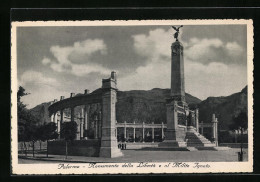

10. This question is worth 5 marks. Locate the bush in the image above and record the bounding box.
[218,131,233,143]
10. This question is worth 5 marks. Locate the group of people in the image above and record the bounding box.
[118,143,127,150]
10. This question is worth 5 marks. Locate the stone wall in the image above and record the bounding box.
[48,140,101,157]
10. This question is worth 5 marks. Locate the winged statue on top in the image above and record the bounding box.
[172,25,183,41]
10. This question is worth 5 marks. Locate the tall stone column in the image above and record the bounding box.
[53,112,58,138]
[51,114,54,123]
[94,115,98,139]
[195,108,199,132]
[133,126,136,143]
[59,110,64,139]
[215,118,218,147]
[142,122,145,143]
[60,110,64,124]
[57,112,62,139]
[98,111,102,138]
[152,122,155,143]
[71,107,75,122]
[212,114,216,141]
[161,122,164,140]
[99,71,123,158]
[211,114,218,146]
[80,110,84,139]
[76,113,81,140]
[123,121,127,142]
[170,41,185,104]
[84,105,90,139]
[159,35,187,148]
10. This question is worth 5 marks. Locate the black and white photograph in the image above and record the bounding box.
[11,20,253,174]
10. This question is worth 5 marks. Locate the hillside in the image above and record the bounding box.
[198,86,248,130]
[30,86,247,131]
[29,102,53,125]
[30,88,201,124]
[116,88,201,124]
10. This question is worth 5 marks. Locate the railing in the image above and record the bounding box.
[116,121,166,143]
[116,122,166,129]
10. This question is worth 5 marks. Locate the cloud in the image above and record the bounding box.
[118,59,246,100]
[71,64,110,76]
[118,61,171,91]
[185,38,245,65]
[132,28,245,66]
[20,84,69,109]
[20,70,57,87]
[226,42,244,57]
[120,28,247,100]
[43,39,110,76]
[185,38,223,61]
[132,28,172,60]
[19,71,69,108]
[42,57,51,65]
[184,60,247,99]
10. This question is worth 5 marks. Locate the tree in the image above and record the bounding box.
[28,123,38,157]
[18,112,39,157]
[60,122,78,159]
[229,111,248,131]
[37,122,58,157]
[17,86,39,157]
[229,111,248,161]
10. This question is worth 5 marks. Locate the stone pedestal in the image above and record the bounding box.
[99,72,123,158]
[159,100,187,148]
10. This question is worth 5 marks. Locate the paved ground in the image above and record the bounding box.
[18,148,248,164]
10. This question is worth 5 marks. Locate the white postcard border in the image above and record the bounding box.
[11,19,254,174]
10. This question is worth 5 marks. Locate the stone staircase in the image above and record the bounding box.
[185,131,216,147]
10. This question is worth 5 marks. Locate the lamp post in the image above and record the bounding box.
[238,127,244,161]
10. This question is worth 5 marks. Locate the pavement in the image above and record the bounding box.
[18,148,248,164]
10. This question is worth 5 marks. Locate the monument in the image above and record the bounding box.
[48,71,123,158]
[99,71,124,157]
[159,25,188,148]
[159,26,218,149]
[47,26,219,156]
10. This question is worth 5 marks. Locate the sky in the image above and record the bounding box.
[16,25,247,108]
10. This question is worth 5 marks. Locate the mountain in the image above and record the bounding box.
[116,88,201,124]
[198,86,248,130]
[29,88,201,125]
[29,102,53,125]
[29,86,247,131]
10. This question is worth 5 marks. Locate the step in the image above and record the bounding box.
[185,131,215,147]
[187,140,211,143]
[186,137,210,141]
[186,147,198,151]
[185,137,208,140]
[188,143,216,147]
[196,146,227,150]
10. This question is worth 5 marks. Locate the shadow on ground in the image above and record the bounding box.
[133,147,190,151]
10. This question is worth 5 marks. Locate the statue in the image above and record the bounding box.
[172,25,183,41]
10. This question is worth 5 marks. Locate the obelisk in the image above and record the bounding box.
[159,25,187,148]
[171,41,186,104]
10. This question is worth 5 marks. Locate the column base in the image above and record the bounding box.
[158,140,187,148]
[99,147,124,158]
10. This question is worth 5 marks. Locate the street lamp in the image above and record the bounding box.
[238,127,244,161]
